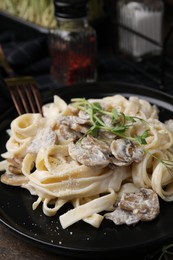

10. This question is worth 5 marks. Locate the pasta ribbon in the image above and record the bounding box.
[1,94,173,228]
[60,189,116,229]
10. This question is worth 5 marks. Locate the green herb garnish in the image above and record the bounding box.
[71,97,149,145]
[71,97,173,172]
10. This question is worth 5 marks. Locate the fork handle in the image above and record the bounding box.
[0,45,15,77]
[0,76,12,101]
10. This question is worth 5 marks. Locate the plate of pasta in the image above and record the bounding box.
[1,81,173,258]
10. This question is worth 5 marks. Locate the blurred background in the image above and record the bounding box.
[0,0,173,107]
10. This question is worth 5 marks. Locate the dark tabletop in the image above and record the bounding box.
[0,223,70,260]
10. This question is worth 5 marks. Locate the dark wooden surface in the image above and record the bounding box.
[0,223,72,260]
[0,221,150,260]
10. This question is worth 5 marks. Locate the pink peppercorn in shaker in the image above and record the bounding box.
[49,0,97,86]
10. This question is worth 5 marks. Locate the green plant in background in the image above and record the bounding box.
[145,244,173,260]
[0,0,106,28]
[0,0,57,28]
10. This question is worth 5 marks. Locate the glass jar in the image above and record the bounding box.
[117,0,164,60]
[49,0,97,86]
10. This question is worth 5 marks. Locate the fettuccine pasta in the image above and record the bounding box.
[0,94,173,228]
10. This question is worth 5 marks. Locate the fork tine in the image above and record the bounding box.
[24,84,36,113]
[5,76,43,115]
[9,87,23,115]
[29,83,43,115]
[17,85,30,114]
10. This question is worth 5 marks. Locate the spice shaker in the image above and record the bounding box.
[49,0,97,86]
[117,0,164,60]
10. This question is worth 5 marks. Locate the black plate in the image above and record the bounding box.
[1,82,173,259]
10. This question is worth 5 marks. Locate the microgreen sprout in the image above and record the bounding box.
[71,97,149,145]
[71,97,173,173]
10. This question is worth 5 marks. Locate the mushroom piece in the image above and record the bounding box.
[59,124,82,142]
[110,139,144,166]
[56,115,89,141]
[57,115,89,133]
[57,115,89,142]
[68,135,110,167]
[78,110,90,120]
[7,157,23,174]
[105,188,160,225]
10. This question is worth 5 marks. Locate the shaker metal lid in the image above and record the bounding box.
[54,0,88,19]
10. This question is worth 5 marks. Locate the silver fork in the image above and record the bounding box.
[5,76,43,115]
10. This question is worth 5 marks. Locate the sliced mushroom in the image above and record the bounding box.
[105,205,140,225]
[68,135,110,167]
[57,115,89,127]
[59,124,82,142]
[78,110,90,120]
[7,157,23,174]
[119,188,160,221]
[105,188,160,225]
[57,115,89,142]
[110,139,144,166]
[86,135,111,154]
[57,115,89,134]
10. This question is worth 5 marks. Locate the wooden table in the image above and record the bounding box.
[2,221,165,260]
[0,223,74,260]
[1,221,151,260]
